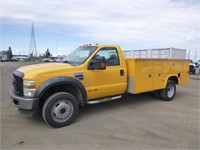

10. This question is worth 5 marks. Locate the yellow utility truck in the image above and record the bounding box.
[11,44,189,127]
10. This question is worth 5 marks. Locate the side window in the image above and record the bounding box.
[94,48,120,66]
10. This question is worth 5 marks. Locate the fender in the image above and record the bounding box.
[13,69,24,78]
[165,74,179,85]
[34,76,87,105]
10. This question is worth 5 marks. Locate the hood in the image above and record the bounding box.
[18,63,74,79]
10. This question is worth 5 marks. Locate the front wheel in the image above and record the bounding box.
[42,92,79,128]
[160,80,176,101]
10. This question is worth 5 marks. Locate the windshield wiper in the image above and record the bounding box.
[62,60,71,63]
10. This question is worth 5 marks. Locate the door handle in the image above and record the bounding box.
[120,70,124,76]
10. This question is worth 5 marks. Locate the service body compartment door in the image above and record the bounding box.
[134,60,153,94]
[153,61,165,90]
[179,60,189,85]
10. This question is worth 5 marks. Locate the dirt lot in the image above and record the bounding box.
[0,62,199,150]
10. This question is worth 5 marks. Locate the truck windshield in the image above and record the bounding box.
[62,46,97,65]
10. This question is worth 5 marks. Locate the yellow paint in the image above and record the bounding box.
[126,58,189,94]
[17,44,189,101]
[18,63,86,89]
[84,45,127,100]
[153,61,164,90]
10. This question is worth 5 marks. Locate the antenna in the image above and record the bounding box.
[29,23,37,57]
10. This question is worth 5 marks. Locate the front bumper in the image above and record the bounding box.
[10,90,39,110]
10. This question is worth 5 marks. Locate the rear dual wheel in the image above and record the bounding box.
[42,92,79,128]
[154,80,176,101]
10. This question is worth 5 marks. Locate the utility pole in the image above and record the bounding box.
[194,50,197,62]
[187,50,190,60]
[56,40,58,54]
[29,23,37,57]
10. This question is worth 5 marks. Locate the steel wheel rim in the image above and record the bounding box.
[51,99,73,123]
[166,84,175,98]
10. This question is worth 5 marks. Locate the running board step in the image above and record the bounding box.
[87,95,122,104]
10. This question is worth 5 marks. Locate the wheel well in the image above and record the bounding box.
[168,76,178,84]
[39,84,84,107]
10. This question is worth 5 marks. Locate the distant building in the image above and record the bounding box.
[12,55,29,61]
[0,52,8,61]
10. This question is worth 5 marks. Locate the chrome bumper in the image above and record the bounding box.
[10,90,39,110]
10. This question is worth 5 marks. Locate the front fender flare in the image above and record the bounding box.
[34,76,87,105]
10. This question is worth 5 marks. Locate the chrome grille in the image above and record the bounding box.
[12,70,24,96]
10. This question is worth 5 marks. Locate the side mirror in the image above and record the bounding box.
[88,56,106,70]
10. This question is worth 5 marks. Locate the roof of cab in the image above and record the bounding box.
[80,44,119,48]
[96,44,120,48]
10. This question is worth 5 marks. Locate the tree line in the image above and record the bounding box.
[1,47,52,60]
[0,47,13,60]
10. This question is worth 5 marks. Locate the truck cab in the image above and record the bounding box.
[80,45,127,100]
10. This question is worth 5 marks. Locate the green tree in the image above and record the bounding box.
[45,48,51,58]
[7,47,13,60]
[30,53,33,58]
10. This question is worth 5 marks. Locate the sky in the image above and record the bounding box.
[1,0,200,61]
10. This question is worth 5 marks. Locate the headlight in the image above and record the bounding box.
[23,80,36,97]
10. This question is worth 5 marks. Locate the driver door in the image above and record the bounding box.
[85,47,127,100]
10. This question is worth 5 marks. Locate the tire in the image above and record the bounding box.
[160,80,176,101]
[42,92,79,128]
[153,90,161,99]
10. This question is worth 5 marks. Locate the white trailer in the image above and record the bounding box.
[123,47,186,59]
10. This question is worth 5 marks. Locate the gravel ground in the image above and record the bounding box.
[0,62,199,150]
